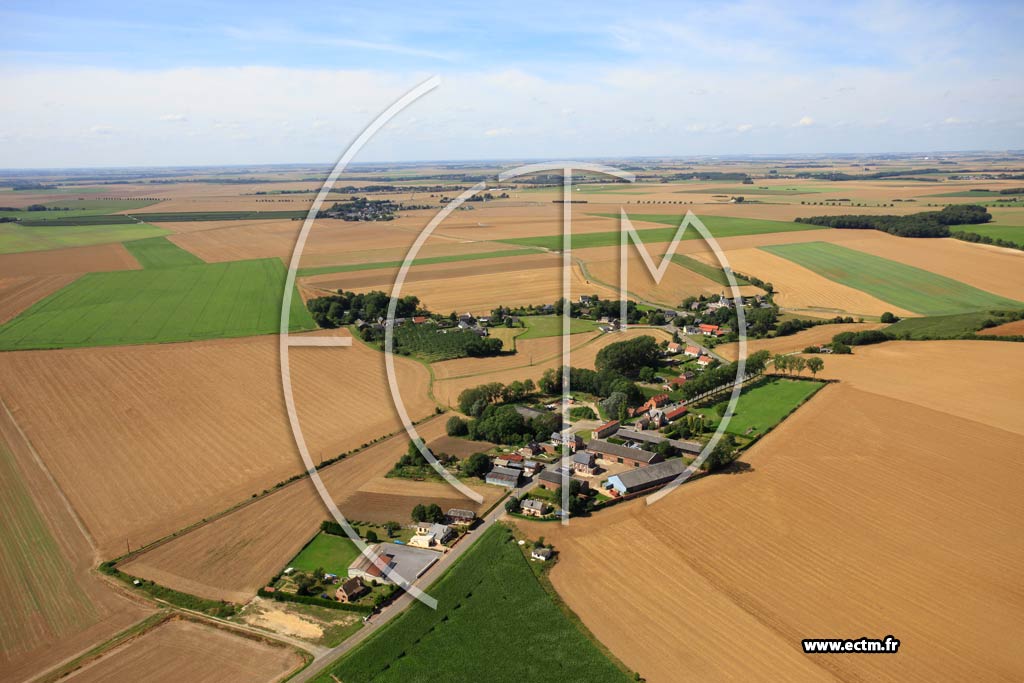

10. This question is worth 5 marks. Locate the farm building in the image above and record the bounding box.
[606,459,688,495]
[572,451,597,475]
[594,420,620,439]
[523,459,543,476]
[615,429,702,456]
[485,465,522,488]
[536,467,589,491]
[550,431,584,452]
[664,404,688,422]
[446,508,476,525]
[335,577,368,603]
[520,498,550,517]
[531,547,554,561]
[348,543,441,585]
[587,439,664,467]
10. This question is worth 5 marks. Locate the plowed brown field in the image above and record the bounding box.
[64,618,301,683]
[0,332,433,558]
[515,341,1024,682]
[120,416,501,603]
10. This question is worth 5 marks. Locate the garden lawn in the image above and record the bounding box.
[288,533,363,578]
[498,214,816,250]
[518,315,600,340]
[124,236,205,268]
[0,257,316,350]
[693,377,824,438]
[319,524,628,683]
[761,241,1024,315]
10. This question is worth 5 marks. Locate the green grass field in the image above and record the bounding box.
[0,199,157,220]
[319,524,628,683]
[498,214,817,251]
[884,310,1024,339]
[761,241,1024,315]
[693,377,824,438]
[517,315,600,339]
[123,236,205,269]
[670,253,751,286]
[0,443,98,657]
[956,225,1024,247]
[0,257,316,350]
[288,533,363,578]
[0,221,170,254]
[929,189,1024,198]
[296,248,540,277]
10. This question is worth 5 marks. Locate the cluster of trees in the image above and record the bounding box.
[392,324,503,359]
[795,204,991,238]
[679,350,771,400]
[833,329,892,346]
[775,315,856,337]
[460,404,560,445]
[594,335,662,378]
[390,440,457,478]
[411,503,446,523]
[456,380,536,417]
[795,168,940,181]
[307,290,421,329]
[539,366,644,410]
[772,354,825,377]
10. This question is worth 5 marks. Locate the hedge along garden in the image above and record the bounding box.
[0,257,316,350]
[319,524,629,683]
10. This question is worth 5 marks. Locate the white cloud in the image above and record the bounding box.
[736,123,753,133]
[159,113,187,122]
[797,116,815,127]
[944,116,962,124]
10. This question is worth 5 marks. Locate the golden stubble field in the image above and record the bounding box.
[63,617,302,683]
[120,415,501,603]
[0,331,433,559]
[713,321,887,361]
[516,341,1024,682]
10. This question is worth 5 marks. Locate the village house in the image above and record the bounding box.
[630,393,669,417]
[348,544,441,585]
[587,439,664,467]
[571,450,597,475]
[335,576,368,603]
[666,342,682,355]
[523,459,543,476]
[664,404,688,423]
[520,498,549,517]
[684,345,701,357]
[548,432,584,453]
[410,522,455,549]
[446,508,476,526]
[485,465,522,488]
[593,419,620,439]
[697,355,714,368]
[517,442,543,457]
[698,323,723,337]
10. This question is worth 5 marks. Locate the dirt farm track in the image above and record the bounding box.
[517,341,1024,683]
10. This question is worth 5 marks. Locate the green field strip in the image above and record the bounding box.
[496,214,816,251]
[0,258,316,350]
[296,248,542,277]
[955,225,1024,247]
[761,241,1024,316]
[0,222,171,254]
[123,236,205,269]
[669,253,751,286]
[129,210,308,222]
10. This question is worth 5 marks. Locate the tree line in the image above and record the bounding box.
[795,204,991,238]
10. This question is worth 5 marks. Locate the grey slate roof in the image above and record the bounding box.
[587,438,662,464]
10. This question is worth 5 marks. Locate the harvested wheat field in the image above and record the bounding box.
[64,618,302,683]
[518,352,1024,682]
[977,319,1024,336]
[690,247,914,318]
[714,322,886,361]
[839,232,1024,301]
[432,332,599,381]
[0,242,139,277]
[120,415,500,602]
[578,247,729,305]
[0,274,78,324]
[305,252,612,314]
[0,332,432,558]
[432,328,672,408]
[0,404,152,683]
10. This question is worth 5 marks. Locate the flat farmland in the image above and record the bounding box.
[690,247,913,317]
[120,416,501,603]
[714,322,886,361]
[977,318,1024,336]
[0,274,78,324]
[961,225,1024,247]
[0,220,169,254]
[0,242,140,277]
[521,357,1024,682]
[432,332,598,382]
[0,406,152,682]
[0,257,316,350]
[837,232,1024,301]
[762,242,1023,315]
[0,332,434,559]
[122,236,204,268]
[64,618,302,683]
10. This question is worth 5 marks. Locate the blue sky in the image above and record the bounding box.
[1,0,1022,167]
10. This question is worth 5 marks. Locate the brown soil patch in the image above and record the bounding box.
[120,416,501,603]
[64,618,301,683]
[518,348,1024,682]
[0,242,139,277]
[977,319,1024,336]
[714,322,886,361]
[0,332,433,558]
[0,274,78,324]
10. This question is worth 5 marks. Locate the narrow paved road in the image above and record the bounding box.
[291,497,510,682]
